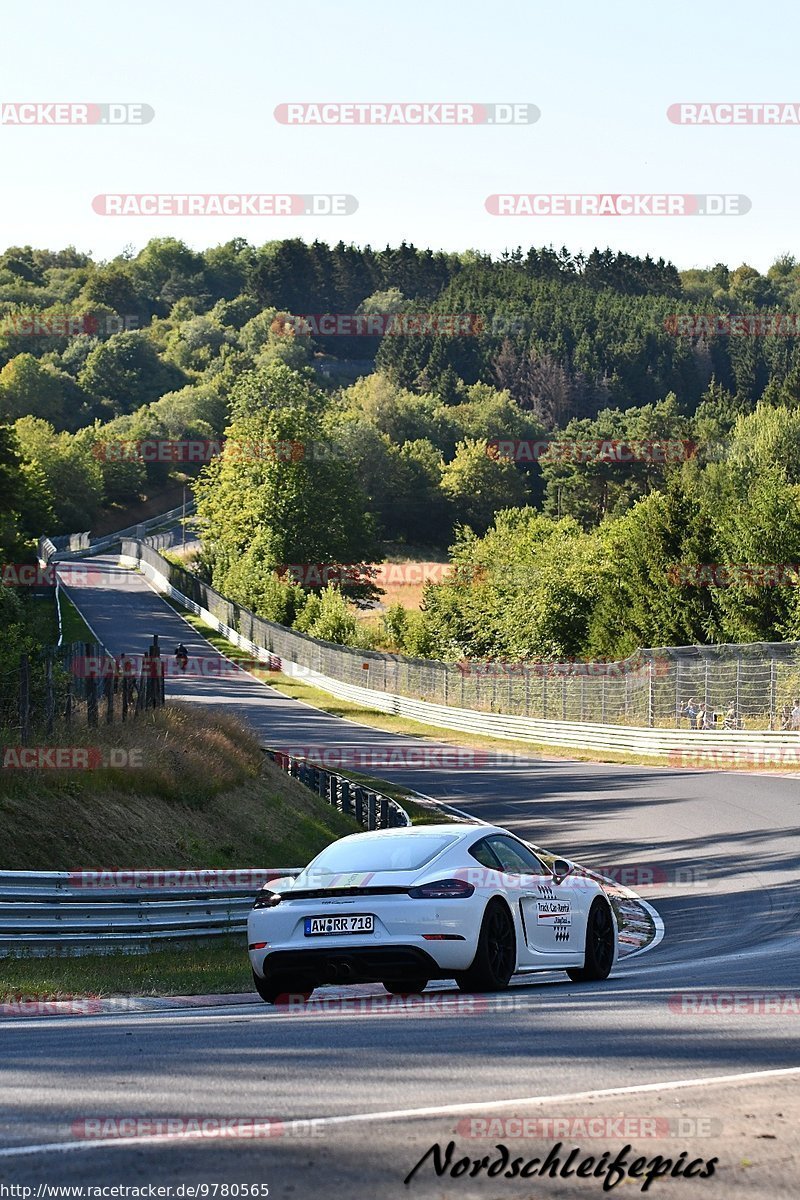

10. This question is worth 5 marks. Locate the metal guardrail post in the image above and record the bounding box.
[769,658,777,730]
[340,779,352,817]
[353,786,364,827]
[379,796,389,828]
[367,793,377,831]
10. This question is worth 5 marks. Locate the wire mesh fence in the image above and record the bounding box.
[128,542,800,731]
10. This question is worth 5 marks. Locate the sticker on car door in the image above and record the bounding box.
[537,899,571,940]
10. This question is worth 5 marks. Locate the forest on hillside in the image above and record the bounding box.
[3,236,800,665]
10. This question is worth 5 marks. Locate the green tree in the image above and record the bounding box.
[195,363,376,603]
[14,416,103,532]
[440,439,527,534]
[0,354,65,424]
[294,585,364,645]
[0,424,48,558]
[78,332,183,417]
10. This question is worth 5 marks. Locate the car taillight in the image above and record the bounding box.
[408,878,475,899]
[252,889,282,909]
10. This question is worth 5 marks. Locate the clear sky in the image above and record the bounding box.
[2,0,797,271]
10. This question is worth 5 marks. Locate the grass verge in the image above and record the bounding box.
[0,705,359,869]
[60,591,97,645]
[0,705,362,999]
[0,937,250,1001]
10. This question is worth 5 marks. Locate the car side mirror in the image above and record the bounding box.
[551,858,571,882]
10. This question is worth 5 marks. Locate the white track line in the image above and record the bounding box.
[1,1065,798,1159]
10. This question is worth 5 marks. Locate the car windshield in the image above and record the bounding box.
[306,834,460,874]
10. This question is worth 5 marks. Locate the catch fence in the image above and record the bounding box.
[124,542,800,731]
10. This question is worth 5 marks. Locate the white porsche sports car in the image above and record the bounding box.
[248,823,617,1003]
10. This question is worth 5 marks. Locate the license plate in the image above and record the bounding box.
[304,914,374,937]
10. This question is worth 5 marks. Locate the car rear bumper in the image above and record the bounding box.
[252,944,454,986]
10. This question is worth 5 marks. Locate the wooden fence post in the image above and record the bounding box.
[45,652,55,736]
[86,643,98,728]
[105,658,114,724]
[19,654,30,745]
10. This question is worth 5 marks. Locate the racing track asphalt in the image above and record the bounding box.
[1,555,798,1198]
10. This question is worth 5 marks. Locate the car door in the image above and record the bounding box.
[484,836,577,959]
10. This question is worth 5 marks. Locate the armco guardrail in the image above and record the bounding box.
[0,869,301,957]
[122,541,800,760]
[268,749,410,830]
[39,504,195,564]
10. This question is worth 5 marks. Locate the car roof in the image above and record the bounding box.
[336,823,502,840]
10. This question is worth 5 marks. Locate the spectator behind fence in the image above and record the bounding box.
[723,702,741,730]
[681,697,699,727]
[792,699,800,730]
[781,704,792,730]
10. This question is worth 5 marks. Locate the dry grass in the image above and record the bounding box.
[0,705,359,869]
